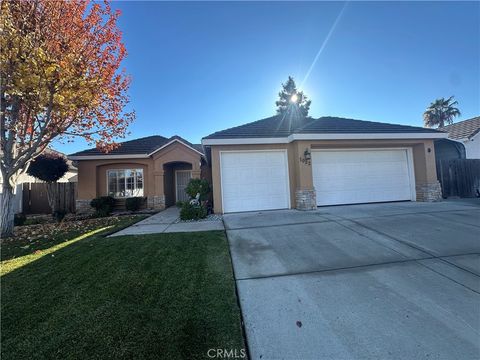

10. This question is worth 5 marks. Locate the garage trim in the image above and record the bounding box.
[311,147,416,204]
[219,149,291,213]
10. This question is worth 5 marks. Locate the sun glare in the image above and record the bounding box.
[290,94,298,103]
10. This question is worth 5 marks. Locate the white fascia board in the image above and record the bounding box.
[202,132,448,145]
[289,133,448,140]
[148,139,205,157]
[68,154,149,160]
[202,137,289,145]
[445,137,468,145]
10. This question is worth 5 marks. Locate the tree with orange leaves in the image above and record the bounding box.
[0,0,134,237]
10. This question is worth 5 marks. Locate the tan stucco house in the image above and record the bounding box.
[70,115,447,214]
[69,136,210,212]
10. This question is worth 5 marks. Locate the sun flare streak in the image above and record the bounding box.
[300,1,349,89]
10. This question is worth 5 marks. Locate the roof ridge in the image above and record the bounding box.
[295,116,444,133]
[203,115,279,139]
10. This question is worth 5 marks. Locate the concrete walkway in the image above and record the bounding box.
[110,207,224,236]
[225,200,480,360]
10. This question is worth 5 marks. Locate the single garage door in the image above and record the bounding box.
[312,149,414,206]
[220,151,290,213]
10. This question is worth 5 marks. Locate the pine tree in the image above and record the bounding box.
[276,76,311,117]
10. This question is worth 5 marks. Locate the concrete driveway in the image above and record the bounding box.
[224,200,480,360]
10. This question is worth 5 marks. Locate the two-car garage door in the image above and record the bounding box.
[312,149,414,206]
[219,149,415,213]
[220,151,290,213]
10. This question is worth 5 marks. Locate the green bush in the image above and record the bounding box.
[14,213,26,226]
[125,197,144,212]
[90,196,115,217]
[180,203,207,221]
[185,179,211,201]
[175,201,184,208]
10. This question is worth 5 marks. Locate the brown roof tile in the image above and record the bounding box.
[69,135,203,157]
[203,115,442,139]
[439,117,480,140]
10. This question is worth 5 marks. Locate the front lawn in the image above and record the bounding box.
[1,215,147,264]
[1,229,245,359]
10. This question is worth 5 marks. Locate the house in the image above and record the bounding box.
[201,115,447,214]
[69,135,210,213]
[70,115,447,214]
[439,116,480,159]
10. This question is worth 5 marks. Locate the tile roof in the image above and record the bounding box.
[439,117,480,140]
[69,135,204,157]
[203,115,442,139]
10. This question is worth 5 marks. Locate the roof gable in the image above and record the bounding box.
[69,135,204,159]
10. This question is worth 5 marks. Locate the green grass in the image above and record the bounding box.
[1,229,245,360]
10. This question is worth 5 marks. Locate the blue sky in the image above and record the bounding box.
[60,1,479,154]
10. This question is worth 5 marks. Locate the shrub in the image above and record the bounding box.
[175,201,184,208]
[90,196,115,217]
[125,197,144,212]
[180,203,207,221]
[14,213,26,226]
[27,153,69,216]
[27,153,69,183]
[185,179,211,201]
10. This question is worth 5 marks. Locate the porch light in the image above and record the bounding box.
[300,148,311,165]
[304,148,311,162]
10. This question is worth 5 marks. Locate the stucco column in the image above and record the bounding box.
[192,158,201,179]
[192,170,201,179]
[75,162,96,214]
[148,169,166,209]
[294,141,316,210]
[413,141,442,201]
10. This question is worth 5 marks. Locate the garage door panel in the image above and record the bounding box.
[313,149,413,206]
[221,151,289,213]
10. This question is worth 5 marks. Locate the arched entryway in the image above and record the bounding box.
[163,161,193,207]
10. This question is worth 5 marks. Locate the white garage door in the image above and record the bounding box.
[220,151,290,213]
[312,149,414,206]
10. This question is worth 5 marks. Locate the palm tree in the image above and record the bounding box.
[423,96,461,128]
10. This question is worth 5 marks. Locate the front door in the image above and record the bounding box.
[176,170,192,202]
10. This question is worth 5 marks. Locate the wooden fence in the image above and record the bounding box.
[437,159,480,198]
[22,182,77,214]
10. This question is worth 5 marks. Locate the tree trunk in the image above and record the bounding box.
[46,182,58,215]
[1,182,15,238]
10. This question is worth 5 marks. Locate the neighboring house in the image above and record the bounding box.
[0,148,77,214]
[69,135,209,212]
[439,116,480,159]
[201,115,446,214]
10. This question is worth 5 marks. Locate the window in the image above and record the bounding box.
[107,169,144,198]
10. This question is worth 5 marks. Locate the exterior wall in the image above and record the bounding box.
[463,133,480,159]
[75,141,203,213]
[209,138,442,214]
